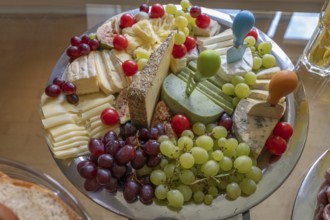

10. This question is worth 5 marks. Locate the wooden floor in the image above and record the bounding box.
[1,10,330,220]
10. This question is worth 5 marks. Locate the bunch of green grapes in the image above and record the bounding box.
[148,122,263,208]
[134,48,150,70]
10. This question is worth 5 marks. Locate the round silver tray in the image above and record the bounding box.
[46,8,309,220]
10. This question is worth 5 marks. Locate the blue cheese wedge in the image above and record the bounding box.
[233,98,285,157]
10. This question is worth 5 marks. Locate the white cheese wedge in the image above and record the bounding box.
[170,57,187,74]
[197,29,233,46]
[200,39,233,51]
[127,32,174,127]
[233,98,282,157]
[218,48,253,81]
[250,79,271,90]
[214,46,231,56]
[102,50,125,91]
[256,67,281,79]
[110,50,132,84]
[93,51,114,94]
[249,90,286,103]
[194,19,220,37]
[65,55,99,95]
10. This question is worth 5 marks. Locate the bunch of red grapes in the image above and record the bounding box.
[44,77,79,105]
[77,122,167,204]
[66,34,100,62]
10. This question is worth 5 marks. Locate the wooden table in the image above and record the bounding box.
[0,5,328,220]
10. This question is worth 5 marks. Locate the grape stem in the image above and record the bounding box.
[189,170,236,185]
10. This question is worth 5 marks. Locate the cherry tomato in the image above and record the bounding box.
[101,108,119,125]
[196,14,210,29]
[273,122,293,140]
[265,135,287,156]
[113,35,128,51]
[120,14,136,28]
[184,36,196,52]
[171,114,190,135]
[246,28,258,41]
[122,60,138,76]
[172,44,187,59]
[150,3,165,18]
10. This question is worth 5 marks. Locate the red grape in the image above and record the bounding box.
[66,46,80,59]
[148,128,160,140]
[123,180,140,203]
[196,14,210,29]
[79,163,97,179]
[45,84,61,97]
[120,14,136,28]
[138,128,149,141]
[105,140,121,156]
[84,178,101,192]
[70,36,81,46]
[100,108,119,125]
[80,34,90,44]
[246,28,258,41]
[77,160,94,172]
[88,138,105,157]
[190,6,202,18]
[125,136,138,146]
[102,130,118,145]
[122,60,138,76]
[265,135,287,155]
[219,117,233,131]
[131,149,147,169]
[110,163,127,179]
[171,114,190,135]
[150,3,165,18]
[113,35,128,51]
[88,38,100,50]
[143,140,160,156]
[154,123,166,135]
[184,36,196,52]
[146,154,162,167]
[115,145,136,165]
[52,77,65,87]
[273,122,293,140]
[66,93,79,105]
[78,43,91,56]
[172,44,187,59]
[96,168,112,185]
[139,184,154,204]
[62,82,76,95]
[104,177,118,193]
[97,154,114,168]
[120,122,137,139]
[139,3,149,13]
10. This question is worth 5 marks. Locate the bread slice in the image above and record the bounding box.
[0,172,81,220]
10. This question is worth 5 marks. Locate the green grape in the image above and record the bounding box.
[206,123,217,133]
[177,136,193,151]
[232,97,241,106]
[244,71,257,85]
[252,157,257,166]
[175,16,189,28]
[212,149,224,161]
[174,31,186,45]
[258,41,272,55]
[158,135,169,143]
[150,169,167,185]
[240,178,257,195]
[218,180,228,190]
[252,56,262,70]
[212,126,228,139]
[192,122,206,136]
[177,184,193,202]
[219,156,233,171]
[208,186,219,198]
[217,137,227,148]
[262,54,276,68]
[136,164,152,176]
[234,155,253,174]
[181,129,194,139]
[246,166,263,183]
[223,149,237,159]
[135,48,150,59]
[179,169,196,185]
[166,4,177,15]
[224,138,238,151]
[236,142,250,156]
[193,191,205,204]
[226,182,241,200]
[185,12,195,25]
[191,183,203,192]
[250,46,256,55]
[196,135,214,151]
[137,58,148,70]
[191,147,209,164]
[222,83,235,96]
[179,152,195,169]
[180,0,191,11]
[160,158,169,169]
[244,36,256,47]
[173,147,181,159]
[167,189,184,208]
[160,140,176,158]
[235,83,250,99]
[180,26,190,36]
[164,163,176,178]
[231,75,245,86]
[155,184,169,200]
[89,33,96,39]
[201,160,220,177]
[204,194,214,205]
[229,173,245,183]
[175,10,186,17]
[197,50,221,78]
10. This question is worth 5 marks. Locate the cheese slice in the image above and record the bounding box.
[48,123,85,138]
[110,50,132,85]
[256,67,281,79]
[200,39,233,51]
[194,19,220,37]
[53,145,88,159]
[197,29,233,46]
[102,50,125,91]
[93,51,114,94]
[52,130,89,143]
[76,92,114,112]
[127,32,174,127]
[42,114,77,129]
[79,103,112,122]
[250,79,271,90]
[52,136,89,148]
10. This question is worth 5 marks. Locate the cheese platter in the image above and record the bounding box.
[40,3,309,220]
